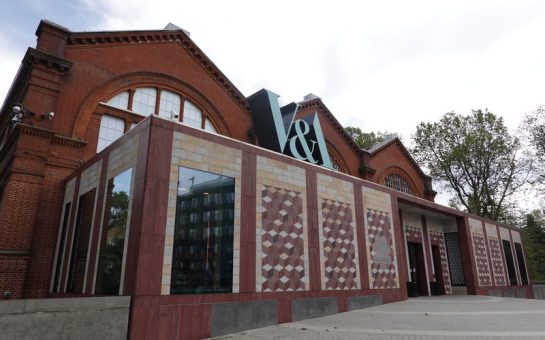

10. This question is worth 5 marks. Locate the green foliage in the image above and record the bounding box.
[523,105,545,183]
[411,109,529,221]
[345,126,392,149]
[521,210,545,283]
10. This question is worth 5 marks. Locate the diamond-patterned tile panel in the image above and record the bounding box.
[261,185,306,292]
[430,231,452,294]
[488,237,507,286]
[405,226,422,243]
[366,209,398,289]
[472,233,492,287]
[321,199,358,290]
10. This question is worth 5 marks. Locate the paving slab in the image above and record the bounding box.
[212,295,545,339]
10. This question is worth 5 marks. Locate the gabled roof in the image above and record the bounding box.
[365,137,430,179]
[297,97,363,154]
[61,22,249,113]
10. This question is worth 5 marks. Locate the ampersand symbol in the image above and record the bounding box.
[289,120,318,163]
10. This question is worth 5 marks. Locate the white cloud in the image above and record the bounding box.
[1,0,544,207]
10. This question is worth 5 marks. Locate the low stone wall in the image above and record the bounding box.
[533,285,545,299]
[0,296,130,340]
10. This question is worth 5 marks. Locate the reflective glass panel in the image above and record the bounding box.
[53,202,71,292]
[514,243,528,285]
[159,90,181,119]
[182,100,202,128]
[95,168,132,295]
[171,167,235,294]
[204,118,217,133]
[67,189,96,293]
[97,115,125,152]
[132,87,157,116]
[107,91,129,110]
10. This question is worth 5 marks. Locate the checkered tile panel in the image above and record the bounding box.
[261,185,306,292]
[488,237,507,286]
[321,199,358,290]
[472,233,492,287]
[430,231,452,294]
[405,226,422,243]
[366,209,398,289]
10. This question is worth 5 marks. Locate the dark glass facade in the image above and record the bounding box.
[514,243,528,285]
[67,189,96,293]
[171,166,235,294]
[503,240,518,285]
[95,168,132,295]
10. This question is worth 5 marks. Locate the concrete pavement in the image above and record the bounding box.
[213,295,545,339]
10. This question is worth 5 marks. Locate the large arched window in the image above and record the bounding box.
[99,86,220,152]
[328,152,344,173]
[384,173,414,195]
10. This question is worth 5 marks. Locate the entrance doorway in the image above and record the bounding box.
[407,242,428,296]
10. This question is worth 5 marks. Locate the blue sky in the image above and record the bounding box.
[1,0,545,206]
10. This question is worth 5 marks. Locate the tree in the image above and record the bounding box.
[345,126,394,149]
[521,210,545,283]
[411,109,529,222]
[523,105,545,182]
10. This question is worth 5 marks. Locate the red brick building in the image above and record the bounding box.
[0,20,532,339]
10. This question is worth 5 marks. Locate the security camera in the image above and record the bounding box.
[42,112,55,120]
[12,105,22,114]
[170,111,179,120]
[3,291,12,299]
[11,113,22,124]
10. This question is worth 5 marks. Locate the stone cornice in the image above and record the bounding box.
[16,123,87,148]
[51,134,88,148]
[67,30,249,112]
[24,48,73,73]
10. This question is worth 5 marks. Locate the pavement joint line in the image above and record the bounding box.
[404,296,505,303]
[353,310,545,315]
[280,324,545,337]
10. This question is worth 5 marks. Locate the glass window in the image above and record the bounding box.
[97,115,125,152]
[384,173,414,195]
[132,87,157,116]
[328,153,343,172]
[514,243,528,285]
[204,118,217,133]
[502,240,518,285]
[106,91,129,110]
[159,90,181,120]
[182,100,202,128]
[95,168,133,295]
[67,189,97,293]
[53,202,71,292]
[171,166,235,294]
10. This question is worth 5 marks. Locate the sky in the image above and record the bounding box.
[1,0,544,206]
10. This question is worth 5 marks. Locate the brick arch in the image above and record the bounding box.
[72,72,233,138]
[378,166,421,197]
[326,140,350,173]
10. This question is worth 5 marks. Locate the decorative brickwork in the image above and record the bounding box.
[260,185,306,292]
[430,231,452,294]
[366,209,398,289]
[472,232,492,287]
[320,199,358,290]
[255,156,308,292]
[405,226,422,243]
[468,218,492,287]
[488,237,507,286]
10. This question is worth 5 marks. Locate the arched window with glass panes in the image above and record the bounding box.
[384,173,414,195]
[97,87,219,152]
